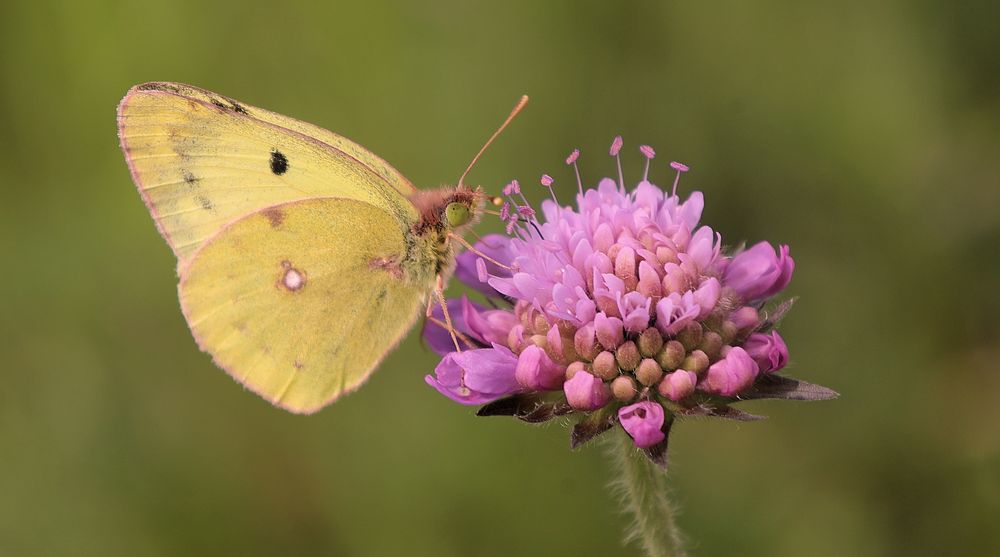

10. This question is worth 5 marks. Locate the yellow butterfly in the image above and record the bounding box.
[117,82,525,413]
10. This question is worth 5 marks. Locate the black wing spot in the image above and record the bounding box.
[182,169,199,186]
[196,196,213,211]
[209,98,228,111]
[270,149,289,175]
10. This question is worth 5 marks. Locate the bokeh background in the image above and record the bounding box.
[2,1,998,555]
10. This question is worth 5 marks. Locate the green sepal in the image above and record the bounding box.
[477,392,573,423]
[739,374,839,401]
[570,403,621,449]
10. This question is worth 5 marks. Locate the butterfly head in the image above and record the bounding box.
[441,186,485,231]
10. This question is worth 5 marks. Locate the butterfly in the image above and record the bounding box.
[117,82,525,413]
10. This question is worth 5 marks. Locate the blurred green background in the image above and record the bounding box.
[2,1,998,555]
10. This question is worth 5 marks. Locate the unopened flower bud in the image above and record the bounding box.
[662,264,687,294]
[677,322,703,351]
[545,324,577,364]
[533,313,550,334]
[574,324,601,361]
[743,331,789,373]
[615,246,638,291]
[611,375,638,402]
[724,242,794,301]
[681,349,710,374]
[636,358,664,386]
[564,371,610,410]
[657,369,697,401]
[637,327,664,358]
[729,306,760,331]
[565,360,587,381]
[615,341,640,371]
[720,320,739,344]
[655,340,686,371]
[515,345,564,390]
[594,312,625,349]
[592,350,619,380]
[699,346,760,396]
[637,261,662,298]
[507,324,525,353]
[699,331,724,361]
[656,245,679,265]
[693,277,721,319]
[545,325,565,363]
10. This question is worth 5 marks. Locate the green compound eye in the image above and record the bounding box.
[445,202,471,227]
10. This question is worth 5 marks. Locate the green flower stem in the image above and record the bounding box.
[607,429,686,557]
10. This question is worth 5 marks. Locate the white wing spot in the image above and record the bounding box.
[279,260,306,291]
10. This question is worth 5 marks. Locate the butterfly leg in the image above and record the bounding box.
[447,232,513,271]
[433,274,462,352]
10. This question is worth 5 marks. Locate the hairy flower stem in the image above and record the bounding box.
[607,430,686,557]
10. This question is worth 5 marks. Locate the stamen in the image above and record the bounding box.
[566,148,583,196]
[610,135,625,190]
[670,161,690,197]
[426,315,478,350]
[540,174,558,205]
[640,145,656,182]
[505,214,518,235]
[449,232,514,271]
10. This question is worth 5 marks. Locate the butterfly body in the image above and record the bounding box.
[118,82,486,413]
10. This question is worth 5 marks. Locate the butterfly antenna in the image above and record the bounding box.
[457,95,529,190]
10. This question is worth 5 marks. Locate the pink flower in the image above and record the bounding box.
[514,345,565,390]
[658,370,697,401]
[425,346,520,405]
[723,242,794,301]
[743,331,789,373]
[594,312,625,349]
[423,138,832,462]
[699,347,760,396]
[564,371,610,410]
[619,402,666,448]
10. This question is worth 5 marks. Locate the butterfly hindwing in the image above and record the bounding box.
[117,82,418,266]
[179,198,428,414]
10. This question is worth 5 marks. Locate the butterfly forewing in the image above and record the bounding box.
[117,82,418,266]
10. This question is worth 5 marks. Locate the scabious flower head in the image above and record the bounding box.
[425,139,836,463]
